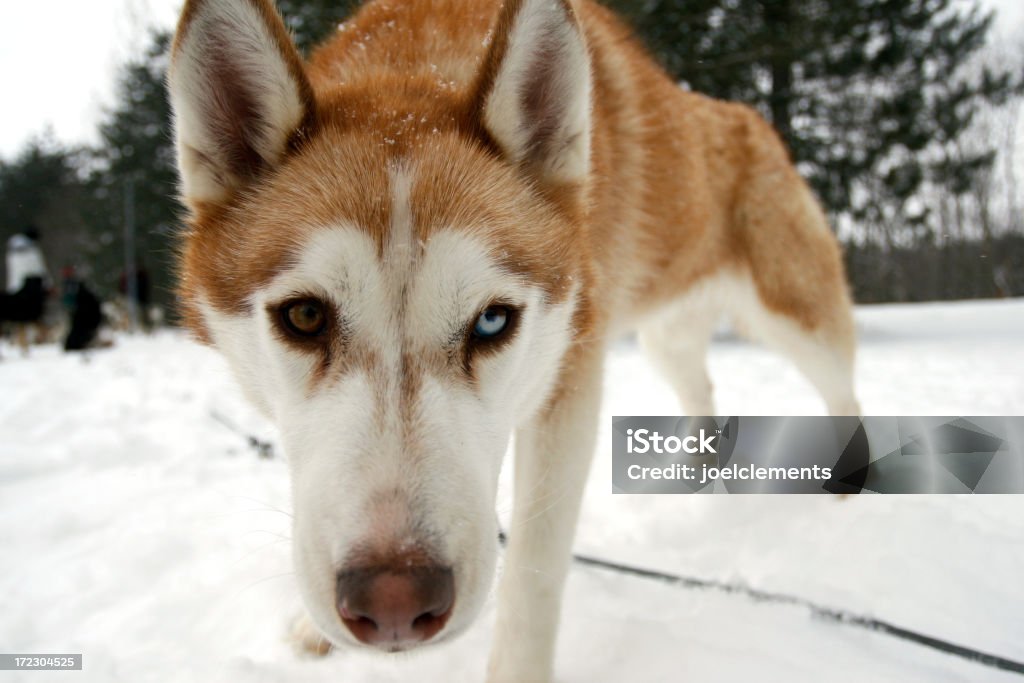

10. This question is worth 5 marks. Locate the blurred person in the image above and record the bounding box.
[0,225,51,353]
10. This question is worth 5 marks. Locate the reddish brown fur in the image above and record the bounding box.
[176,0,853,360]
[171,1,857,663]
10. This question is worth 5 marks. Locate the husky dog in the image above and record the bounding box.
[168,0,859,679]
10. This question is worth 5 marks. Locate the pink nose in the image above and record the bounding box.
[336,565,454,647]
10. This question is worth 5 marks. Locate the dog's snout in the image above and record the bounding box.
[336,564,454,647]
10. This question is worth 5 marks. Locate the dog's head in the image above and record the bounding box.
[168,0,593,651]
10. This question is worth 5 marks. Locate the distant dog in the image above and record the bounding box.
[168,0,859,680]
[0,276,47,353]
[62,278,103,351]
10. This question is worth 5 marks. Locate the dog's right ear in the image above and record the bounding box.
[473,0,591,187]
[167,0,315,210]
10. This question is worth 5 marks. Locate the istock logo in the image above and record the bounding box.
[626,428,718,455]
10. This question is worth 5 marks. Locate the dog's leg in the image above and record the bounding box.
[737,287,860,416]
[639,298,720,416]
[728,117,860,416]
[16,324,29,356]
[487,348,604,683]
[763,322,860,416]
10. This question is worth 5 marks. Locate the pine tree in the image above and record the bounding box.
[0,136,93,286]
[88,30,179,304]
[0,135,80,234]
[602,0,1020,236]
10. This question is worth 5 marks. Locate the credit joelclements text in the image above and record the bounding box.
[626,463,833,484]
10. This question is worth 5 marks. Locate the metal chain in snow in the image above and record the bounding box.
[497,532,1024,676]
[210,410,275,459]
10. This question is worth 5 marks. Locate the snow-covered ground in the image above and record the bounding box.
[1,298,1023,682]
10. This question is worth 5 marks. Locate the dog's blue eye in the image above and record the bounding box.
[474,307,509,338]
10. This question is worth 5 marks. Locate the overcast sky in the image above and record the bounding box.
[0,0,1022,159]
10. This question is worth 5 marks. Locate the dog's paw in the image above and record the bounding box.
[287,612,333,657]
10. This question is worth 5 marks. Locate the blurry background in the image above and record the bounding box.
[1,0,1022,318]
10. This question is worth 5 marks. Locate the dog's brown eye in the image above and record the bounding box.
[281,299,327,336]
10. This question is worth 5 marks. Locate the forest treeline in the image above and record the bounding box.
[0,0,1021,309]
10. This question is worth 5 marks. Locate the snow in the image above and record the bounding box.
[1,298,1023,682]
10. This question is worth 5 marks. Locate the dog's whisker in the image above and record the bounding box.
[227,541,293,571]
[231,571,296,599]
[229,496,295,519]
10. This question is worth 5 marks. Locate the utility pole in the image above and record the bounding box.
[124,177,139,332]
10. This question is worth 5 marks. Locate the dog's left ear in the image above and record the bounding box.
[475,0,592,185]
